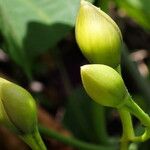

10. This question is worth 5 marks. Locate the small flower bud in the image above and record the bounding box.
[0,78,46,150]
[75,0,122,68]
[0,78,37,134]
[81,64,128,108]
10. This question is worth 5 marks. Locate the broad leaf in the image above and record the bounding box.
[0,0,80,76]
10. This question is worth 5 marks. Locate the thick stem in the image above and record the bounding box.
[118,108,135,150]
[118,108,135,139]
[21,128,46,150]
[126,96,150,127]
[120,140,129,150]
[124,95,150,141]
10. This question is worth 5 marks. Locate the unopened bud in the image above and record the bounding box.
[0,78,46,150]
[76,0,122,68]
[81,64,128,108]
[0,78,37,134]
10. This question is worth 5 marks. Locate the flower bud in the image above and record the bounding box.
[0,78,46,150]
[81,64,128,108]
[75,0,122,68]
[0,78,37,134]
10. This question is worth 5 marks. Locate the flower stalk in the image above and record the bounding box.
[76,1,150,150]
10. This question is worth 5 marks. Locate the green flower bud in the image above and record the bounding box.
[0,78,46,150]
[75,0,122,68]
[81,64,128,108]
[0,79,37,134]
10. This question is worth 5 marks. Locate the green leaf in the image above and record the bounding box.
[115,0,150,30]
[0,0,80,76]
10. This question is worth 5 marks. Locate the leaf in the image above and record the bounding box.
[115,0,150,30]
[0,0,80,76]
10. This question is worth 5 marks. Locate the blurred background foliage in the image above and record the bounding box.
[0,0,150,149]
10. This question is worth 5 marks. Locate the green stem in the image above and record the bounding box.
[124,95,150,141]
[126,96,150,127]
[120,140,129,150]
[117,64,133,150]
[39,125,118,150]
[118,108,135,150]
[21,128,46,150]
[120,45,150,144]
